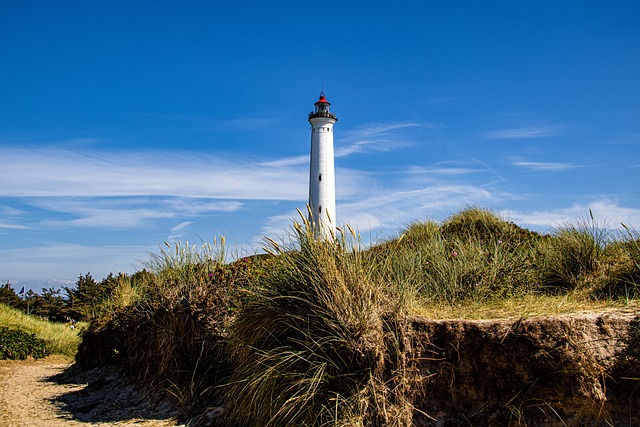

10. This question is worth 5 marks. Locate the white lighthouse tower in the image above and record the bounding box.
[308,92,337,238]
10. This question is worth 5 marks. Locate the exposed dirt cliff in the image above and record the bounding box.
[411,308,639,426]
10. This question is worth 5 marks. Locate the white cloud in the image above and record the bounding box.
[259,122,427,166]
[485,126,560,139]
[340,184,498,231]
[0,121,426,201]
[0,146,309,200]
[0,206,29,229]
[259,211,302,242]
[259,155,308,167]
[336,122,426,157]
[406,165,480,176]
[30,198,244,229]
[170,221,194,234]
[0,223,29,230]
[260,183,503,243]
[168,220,195,240]
[512,161,579,171]
[503,199,640,231]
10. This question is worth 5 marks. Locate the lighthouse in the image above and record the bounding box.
[308,92,337,238]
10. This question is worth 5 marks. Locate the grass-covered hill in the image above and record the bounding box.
[74,208,639,426]
[0,303,86,359]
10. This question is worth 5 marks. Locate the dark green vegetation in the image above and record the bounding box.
[0,326,48,360]
[1,272,144,322]
[73,208,639,426]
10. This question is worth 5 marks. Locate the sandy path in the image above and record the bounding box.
[0,356,184,427]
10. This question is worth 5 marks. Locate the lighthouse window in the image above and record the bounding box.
[318,206,322,214]
[318,174,322,181]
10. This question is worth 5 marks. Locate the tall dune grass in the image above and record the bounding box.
[76,238,256,414]
[224,217,420,426]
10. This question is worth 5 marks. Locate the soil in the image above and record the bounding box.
[412,307,640,426]
[0,355,184,427]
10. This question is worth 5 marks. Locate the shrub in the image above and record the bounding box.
[0,326,48,360]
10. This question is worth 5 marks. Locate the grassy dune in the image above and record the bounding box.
[0,304,86,358]
[74,208,640,426]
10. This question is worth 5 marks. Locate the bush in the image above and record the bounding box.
[0,326,48,360]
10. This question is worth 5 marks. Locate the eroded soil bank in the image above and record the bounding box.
[2,308,638,427]
[411,308,640,426]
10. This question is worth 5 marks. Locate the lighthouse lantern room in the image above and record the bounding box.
[308,92,337,238]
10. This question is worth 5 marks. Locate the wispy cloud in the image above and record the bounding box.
[485,125,561,140]
[0,205,29,230]
[260,183,504,241]
[504,199,640,230]
[425,96,461,104]
[171,221,194,234]
[168,221,195,240]
[512,161,579,171]
[258,122,428,167]
[340,184,499,230]
[0,223,29,230]
[336,122,427,157]
[1,146,307,200]
[30,198,244,229]
[259,155,308,167]
[405,165,481,176]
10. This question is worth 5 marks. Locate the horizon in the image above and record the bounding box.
[2,1,639,289]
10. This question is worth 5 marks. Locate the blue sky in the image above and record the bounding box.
[1,1,639,289]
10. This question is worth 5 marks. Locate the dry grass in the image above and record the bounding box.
[223,217,419,426]
[75,239,249,415]
[411,292,640,320]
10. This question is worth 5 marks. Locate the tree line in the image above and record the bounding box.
[0,271,149,322]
